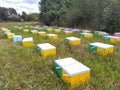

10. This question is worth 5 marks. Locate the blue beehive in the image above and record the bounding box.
[13,35,22,42]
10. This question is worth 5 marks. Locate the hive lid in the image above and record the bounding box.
[66,37,80,40]
[7,33,15,35]
[13,35,22,38]
[90,42,114,49]
[31,30,38,32]
[37,43,56,50]
[38,31,46,34]
[104,36,120,38]
[22,37,33,42]
[47,34,57,36]
[63,63,90,76]
[64,31,72,32]
[82,30,91,33]
[115,32,120,34]
[55,57,79,67]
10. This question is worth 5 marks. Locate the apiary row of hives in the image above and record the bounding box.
[1,26,120,88]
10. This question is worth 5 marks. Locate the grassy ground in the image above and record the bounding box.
[0,23,120,90]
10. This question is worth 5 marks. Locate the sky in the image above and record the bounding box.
[0,0,40,14]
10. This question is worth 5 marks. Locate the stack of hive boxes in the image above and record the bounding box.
[37,43,56,57]
[13,35,22,42]
[81,33,93,38]
[46,34,58,39]
[65,37,81,46]
[89,42,114,55]
[22,37,34,46]
[55,57,90,88]
[104,36,120,43]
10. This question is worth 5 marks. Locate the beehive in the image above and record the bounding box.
[94,31,101,35]
[99,32,109,36]
[46,34,58,39]
[38,31,46,37]
[13,35,22,42]
[81,30,91,33]
[114,32,120,37]
[71,29,81,32]
[31,30,38,34]
[64,31,72,35]
[54,29,62,33]
[47,28,53,32]
[37,43,56,57]
[55,57,90,88]
[65,37,81,46]
[89,42,114,55]
[23,29,29,32]
[104,36,120,43]
[81,33,93,38]
[7,33,15,39]
[22,37,34,46]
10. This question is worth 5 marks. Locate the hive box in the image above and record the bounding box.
[23,29,29,32]
[54,29,62,33]
[104,36,120,43]
[64,31,72,35]
[13,35,22,42]
[22,37,34,46]
[37,43,56,57]
[94,31,101,35]
[38,31,46,37]
[81,33,93,38]
[99,32,109,36]
[81,30,91,33]
[55,57,90,88]
[66,37,81,46]
[7,33,15,39]
[31,30,38,34]
[47,28,53,32]
[89,42,114,55]
[71,29,81,32]
[114,32,120,37]
[46,34,58,39]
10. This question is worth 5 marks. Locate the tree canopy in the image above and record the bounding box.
[39,0,120,33]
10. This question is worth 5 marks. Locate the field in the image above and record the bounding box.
[0,22,120,90]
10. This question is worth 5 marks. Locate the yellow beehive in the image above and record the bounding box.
[37,43,56,57]
[64,31,72,35]
[23,29,29,32]
[22,37,34,47]
[38,31,46,37]
[47,28,53,32]
[66,37,81,46]
[90,42,114,56]
[104,36,120,43]
[46,34,58,39]
[55,57,90,88]
[7,33,15,39]
[31,30,38,34]
[81,33,93,38]
[54,29,62,33]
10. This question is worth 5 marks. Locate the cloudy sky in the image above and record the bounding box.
[0,0,40,14]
